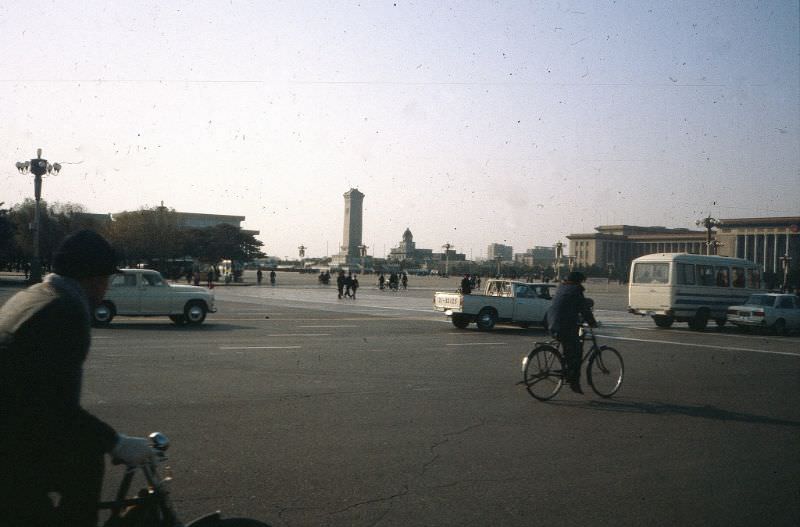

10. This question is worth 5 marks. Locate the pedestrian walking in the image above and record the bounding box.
[270,270,276,285]
[351,274,359,299]
[461,274,472,294]
[336,270,345,298]
[257,268,263,285]
[344,272,353,298]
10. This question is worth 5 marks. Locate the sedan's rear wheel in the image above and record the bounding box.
[184,301,207,325]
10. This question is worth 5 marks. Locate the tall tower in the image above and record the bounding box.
[341,188,365,260]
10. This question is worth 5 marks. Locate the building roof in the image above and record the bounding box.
[719,216,800,227]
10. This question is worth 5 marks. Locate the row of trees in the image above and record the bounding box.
[0,200,264,276]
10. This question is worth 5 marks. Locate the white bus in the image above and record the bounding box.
[628,253,764,330]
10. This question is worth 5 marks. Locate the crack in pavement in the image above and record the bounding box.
[313,420,487,525]
[421,419,486,476]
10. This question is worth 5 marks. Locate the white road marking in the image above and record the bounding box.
[267,333,331,337]
[446,342,507,347]
[220,346,302,350]
[601,335,800,357]
[297,325,358,328]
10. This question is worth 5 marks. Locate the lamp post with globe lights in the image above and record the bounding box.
[696,215,722,255]
[442,243,453,277]
[358,244,368,273]
[15,149,62,283]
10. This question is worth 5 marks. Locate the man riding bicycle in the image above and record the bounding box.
[546,271,597,394]
[1,230,158,526]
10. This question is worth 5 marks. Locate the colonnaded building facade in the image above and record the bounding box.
[567,216,800,279]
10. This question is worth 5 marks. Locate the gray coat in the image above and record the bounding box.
[0,275,118,460]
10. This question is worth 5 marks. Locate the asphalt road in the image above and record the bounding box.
[2,273,799,526]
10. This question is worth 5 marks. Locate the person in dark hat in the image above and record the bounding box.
[0,229,158,526]
[546,271,597,393]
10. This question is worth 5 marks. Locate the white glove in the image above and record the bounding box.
[111,434,157,466]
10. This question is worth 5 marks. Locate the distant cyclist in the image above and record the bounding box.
[0,230,157,526]
[546,271,597,394]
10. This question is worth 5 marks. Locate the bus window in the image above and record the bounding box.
[732,267,745,288]
[698,265,715,286]
[715,267,729,287]
[633,263,669,284]
[676,263,695,285]
[746,268,760,289]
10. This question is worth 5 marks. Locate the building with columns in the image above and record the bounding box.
[567,217,800,279]
[715,217,800,276]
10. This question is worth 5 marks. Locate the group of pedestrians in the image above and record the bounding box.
[336,270,359,299]
[256,268,276,286]
[459,273,481,294]
[378,272,407,291]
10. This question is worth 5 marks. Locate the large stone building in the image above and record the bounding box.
[388,228,433,263]
[387,228,465,267]
[487,243,513,261]
[567,216,800,278]
[514,246,556,267]
[568,225,712,274]
[110,206,259,236]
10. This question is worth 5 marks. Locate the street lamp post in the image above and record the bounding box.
[779,252,792,292]
[442,243,452,277]
[495,255,503,277]
[696,215,721,255]
[554,242,564,282]
[358,244,368,273]
[15,149,62,283]
[298,245,306,272]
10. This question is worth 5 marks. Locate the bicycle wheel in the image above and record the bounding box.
[522,345,564,401]
[587,345,623,397]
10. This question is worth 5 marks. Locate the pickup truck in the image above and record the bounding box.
[92,268,217,326]
[433,279,556,330]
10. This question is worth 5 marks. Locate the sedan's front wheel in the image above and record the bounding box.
[184,301,207,325]
[92,301,115,327]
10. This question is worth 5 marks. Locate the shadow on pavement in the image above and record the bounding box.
[553,398,800,428]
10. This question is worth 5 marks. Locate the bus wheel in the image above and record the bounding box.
[688,310,709,331]
[652,315,674,328]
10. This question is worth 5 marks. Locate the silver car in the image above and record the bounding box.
[726,293,800,335]
[93,269,216,326]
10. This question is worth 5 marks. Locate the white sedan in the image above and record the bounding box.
[93,269,216,326]
[726,293,800,335]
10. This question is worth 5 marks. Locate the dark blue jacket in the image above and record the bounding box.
[546,282,596,334]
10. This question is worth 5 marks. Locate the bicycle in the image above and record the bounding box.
[520,324,624,401]
[99,432,269,527]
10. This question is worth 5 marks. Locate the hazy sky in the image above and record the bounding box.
[2,1,798,259]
